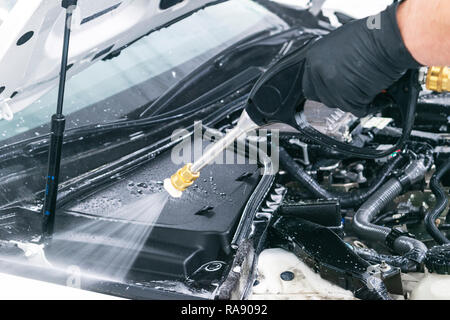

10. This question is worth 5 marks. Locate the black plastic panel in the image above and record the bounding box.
[46,146,260,281]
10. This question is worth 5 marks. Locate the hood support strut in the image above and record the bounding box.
[41,0,78,240]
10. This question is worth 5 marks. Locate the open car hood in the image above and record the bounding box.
[0,0,220,120]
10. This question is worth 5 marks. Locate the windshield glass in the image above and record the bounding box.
[0,0,287,145]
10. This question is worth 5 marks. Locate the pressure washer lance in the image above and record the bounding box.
[164,110,258,198]
[164,44,447,197]
[163,44,316,198]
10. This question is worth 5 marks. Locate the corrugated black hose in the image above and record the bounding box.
[352,156,432,270]
[424,160,450,244]
[278,146,404,209]
[279,146,432,271]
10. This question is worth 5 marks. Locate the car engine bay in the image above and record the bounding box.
[255,94,450,300]
[0,0,447,301]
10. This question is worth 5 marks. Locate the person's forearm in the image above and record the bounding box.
[397,0,450,66]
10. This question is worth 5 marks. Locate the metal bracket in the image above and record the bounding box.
[288,138,310,165]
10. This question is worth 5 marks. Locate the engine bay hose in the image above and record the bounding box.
[424,160,450,245]
[339,155,404,208]
[352,156,431,268]
[279,146,333,199]
[278,146,404,209]
[352,246,420,273]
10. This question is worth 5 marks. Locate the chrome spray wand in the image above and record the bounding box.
[164,44,312,198]
[164,110,258,198]
[41,0,77,239]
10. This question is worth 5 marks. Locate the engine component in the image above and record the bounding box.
[366,262,403,296]
[424,159,450,244]
[278,199,343,236]
[278,199,341,229]
[302,101,356,143]
[425,244,450,275]
[352,155,432,271]
[372,199,424,226]
[353,246,421,274]
[278,146,404,209]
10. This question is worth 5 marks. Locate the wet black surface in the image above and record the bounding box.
[46,146,260,281]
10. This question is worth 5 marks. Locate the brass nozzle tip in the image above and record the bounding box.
[426,66,449,93]
[170,163,200,192]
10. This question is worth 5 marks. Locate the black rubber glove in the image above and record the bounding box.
[302,2,421,117]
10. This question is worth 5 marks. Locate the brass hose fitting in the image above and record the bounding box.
[170,163,200,192]
[426,66,449,93]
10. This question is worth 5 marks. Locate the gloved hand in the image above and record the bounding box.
[302,2,421,117]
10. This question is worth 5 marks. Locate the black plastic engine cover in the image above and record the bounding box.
[44,146,260,281]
